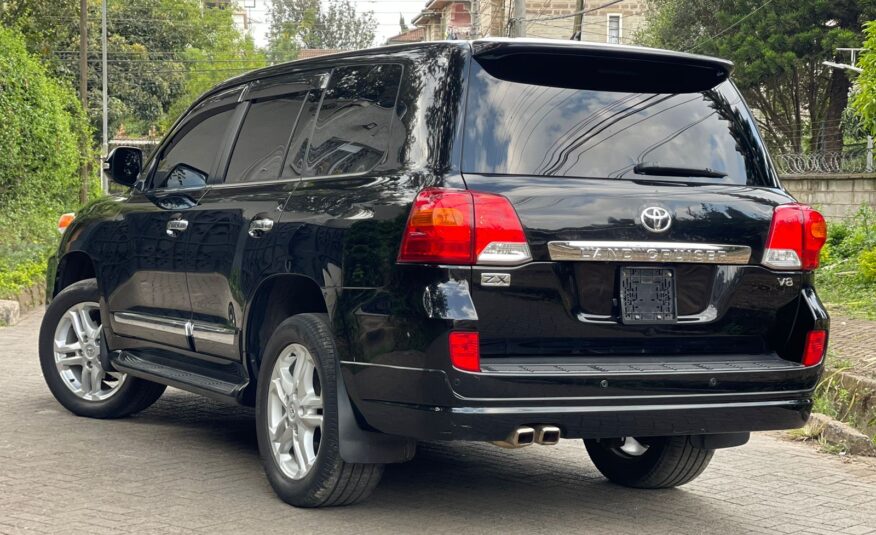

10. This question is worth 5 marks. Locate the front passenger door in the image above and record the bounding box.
[107,89,241,351]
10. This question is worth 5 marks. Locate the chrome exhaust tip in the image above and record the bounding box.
[491,426,535,448]
[535,425,561,445]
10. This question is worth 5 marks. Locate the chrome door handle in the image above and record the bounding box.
[166,219,189,236]
[248,218,274,238]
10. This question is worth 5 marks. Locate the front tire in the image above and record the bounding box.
[584,435,713,488]
[38,278,166,418]
[255,313,383,507]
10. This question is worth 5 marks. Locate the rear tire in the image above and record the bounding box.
[584,435,713,488]
[255,313,383,507]
[38,278,166,419]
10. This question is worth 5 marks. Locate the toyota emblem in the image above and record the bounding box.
[641,206,672,233]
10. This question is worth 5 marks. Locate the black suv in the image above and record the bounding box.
[39,39,829,507]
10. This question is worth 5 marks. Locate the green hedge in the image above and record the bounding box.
[0,27,94,300]
[817,206,876,319]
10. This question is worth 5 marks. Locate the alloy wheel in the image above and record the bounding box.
[52,301,126,401]
[267,343,324,480]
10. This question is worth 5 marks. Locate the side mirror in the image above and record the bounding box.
[104,146,143,187]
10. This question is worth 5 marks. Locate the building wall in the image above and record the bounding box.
[462,0,645,41]
[781,174,876,221]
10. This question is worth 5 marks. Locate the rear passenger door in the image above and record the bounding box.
[183,71,327,360]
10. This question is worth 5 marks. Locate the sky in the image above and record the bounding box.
[241,0,428,48]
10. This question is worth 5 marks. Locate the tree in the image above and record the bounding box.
[638,0,876,154]
[852,21,876,135]
[268,0,377,62]
[1,0,266,139]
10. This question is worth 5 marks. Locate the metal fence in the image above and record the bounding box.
[774,139,875,175]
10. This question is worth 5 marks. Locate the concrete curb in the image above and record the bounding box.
[804,412,876,456]
[0,300,19,326]
[0,282,44,327]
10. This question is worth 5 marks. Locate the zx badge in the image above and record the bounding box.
[481,273,511,287]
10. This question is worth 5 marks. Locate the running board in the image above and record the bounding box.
[112,350,248,402]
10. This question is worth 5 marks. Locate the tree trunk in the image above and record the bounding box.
[822,67,850,155]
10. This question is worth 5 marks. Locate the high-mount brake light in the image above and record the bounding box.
[398,188,531,265]
[762,203,826,271]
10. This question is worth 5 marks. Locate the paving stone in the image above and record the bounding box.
[0,310,874,534]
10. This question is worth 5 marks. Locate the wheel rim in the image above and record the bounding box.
[616,436,650,457]
[53,301,127,401]
[267,343,323,480]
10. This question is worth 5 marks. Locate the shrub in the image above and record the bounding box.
[859,248,876,283]
[0,27,93,244]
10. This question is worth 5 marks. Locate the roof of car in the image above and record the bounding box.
[204,38,732,101]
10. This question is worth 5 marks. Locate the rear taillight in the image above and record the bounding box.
[449,331,480,372]
[398,188,531,265]
[762,204,826,270]
[802,330,827,366]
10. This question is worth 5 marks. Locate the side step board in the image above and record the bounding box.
[112,350,248,402]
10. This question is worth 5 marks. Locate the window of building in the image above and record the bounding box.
[226,94,307,183]
[607,14,621,44]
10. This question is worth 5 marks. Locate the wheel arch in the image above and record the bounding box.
[243,273,330,373]
[53,251,97,297]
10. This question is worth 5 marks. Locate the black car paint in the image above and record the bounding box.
[47,41,827,454]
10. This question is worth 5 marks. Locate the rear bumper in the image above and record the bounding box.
[341,359,818,442]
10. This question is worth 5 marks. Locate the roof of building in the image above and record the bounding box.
[387,28,426,43]
[297,48,346,60]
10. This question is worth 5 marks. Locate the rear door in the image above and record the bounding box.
[183,71,327,360]
[461,48,799,359]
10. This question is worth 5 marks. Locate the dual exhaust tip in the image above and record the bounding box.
[492,425,561,448]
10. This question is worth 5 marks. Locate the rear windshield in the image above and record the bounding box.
[462,57,776,186]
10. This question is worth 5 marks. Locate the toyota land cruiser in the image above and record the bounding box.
[39,39,829,507]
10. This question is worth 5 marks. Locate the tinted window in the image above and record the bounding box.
[154,107,235,189]
[226,95,306,183]
[287,64,402,178]
[462,60,774,186]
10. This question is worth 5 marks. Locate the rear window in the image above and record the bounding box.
[462,57,775,186]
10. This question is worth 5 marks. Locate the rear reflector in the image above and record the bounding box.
[398,188,531,265]
[802,330,827,367]
[762,204,826,270]
[449,331,480,372]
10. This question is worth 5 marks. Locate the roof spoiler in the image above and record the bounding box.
[471,38,733,93]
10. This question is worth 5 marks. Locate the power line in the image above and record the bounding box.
[685,0,778,53]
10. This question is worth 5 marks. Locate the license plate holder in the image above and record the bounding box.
[620,267,677,324]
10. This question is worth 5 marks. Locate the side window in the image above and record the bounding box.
[286,64,402,178]
[225,93,307,184]
[153,107,236,190]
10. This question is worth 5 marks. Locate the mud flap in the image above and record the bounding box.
[337,372,416,464]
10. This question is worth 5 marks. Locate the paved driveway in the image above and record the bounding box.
[1,311,874,534]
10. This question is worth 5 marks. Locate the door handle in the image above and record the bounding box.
[248,217,275,238]
[166,219,189,236]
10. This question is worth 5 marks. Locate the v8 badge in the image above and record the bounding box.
[777,277,794,287]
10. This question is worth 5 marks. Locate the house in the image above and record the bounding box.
[412,0,646,44]
[386,27,427,45]
[297,49,346,60]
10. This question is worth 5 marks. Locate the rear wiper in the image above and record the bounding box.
[633,163,727,179]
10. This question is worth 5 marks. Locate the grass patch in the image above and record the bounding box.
[816,206,876,319]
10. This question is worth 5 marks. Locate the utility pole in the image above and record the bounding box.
[571,0,584,40]
[471,0,480,38]
[101,0,108,193]
[510,0,526,37]
[78,0,88,204]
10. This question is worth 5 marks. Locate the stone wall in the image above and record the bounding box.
[780,174,876,220]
